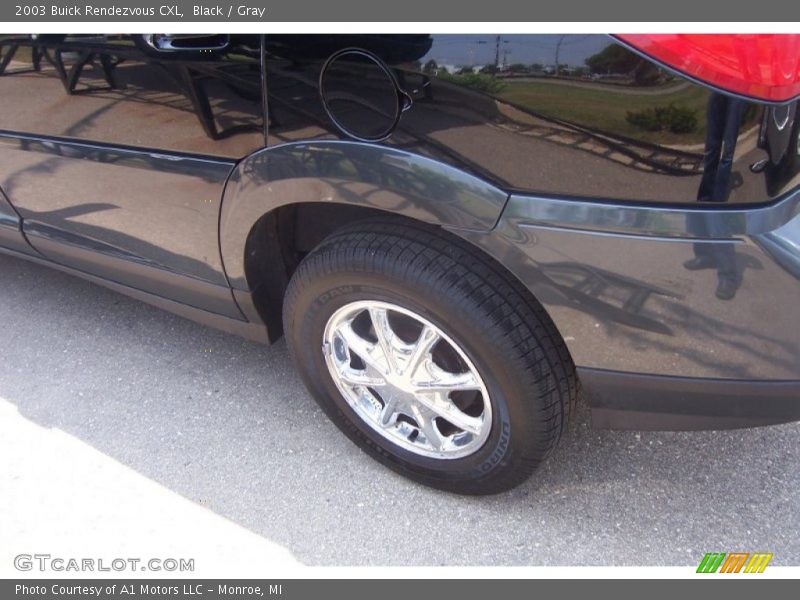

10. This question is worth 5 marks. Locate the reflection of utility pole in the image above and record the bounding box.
[502,48,510,69]
[554,34,565,76]
[494,35,509,71]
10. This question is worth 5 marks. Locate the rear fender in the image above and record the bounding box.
[219,140,509,289]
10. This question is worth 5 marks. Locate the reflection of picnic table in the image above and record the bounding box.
[0,37,45,75]
[493,103,706,176]
[0,35,262,140]
[541,261,681,334]
[1,35,126,92]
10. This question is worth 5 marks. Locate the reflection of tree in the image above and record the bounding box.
[268,59,706,182]
[585,44,662,86]
[437,71,506,94]
[422,59,438,75]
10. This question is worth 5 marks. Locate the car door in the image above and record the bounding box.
[0,34,265,318]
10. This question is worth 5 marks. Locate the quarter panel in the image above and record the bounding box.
[458,196,800,380]
[261,34,800,380]
[264,34,797,206]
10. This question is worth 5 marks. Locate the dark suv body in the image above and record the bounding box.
[1,34,798,493]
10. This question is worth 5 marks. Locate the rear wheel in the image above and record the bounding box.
[283,219,579,494]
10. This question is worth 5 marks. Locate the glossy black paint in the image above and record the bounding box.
[219,140,510,289]
[256,34,800,383]
[0,185,36,255]
[263,34,798,204]
[0,34,262,317]
[0,33,799,429]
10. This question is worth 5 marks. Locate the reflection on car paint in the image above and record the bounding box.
[0,33,798,384]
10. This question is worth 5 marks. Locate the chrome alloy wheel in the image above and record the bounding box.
[322,301,492,459]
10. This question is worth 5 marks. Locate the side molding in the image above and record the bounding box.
[581,367,800,430]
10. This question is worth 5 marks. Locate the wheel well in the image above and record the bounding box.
[242,203,564,353]
[243,203,397,341]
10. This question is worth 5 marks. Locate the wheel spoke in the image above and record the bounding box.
[410,405,447,451]
[337,322,388,376]
[415,392,484,435]
[378,395,399,428]
[431,397,483,435]
[338,364,387,388]
[414,371,480,393]
[368,307,400,373]
[403,324,439,379]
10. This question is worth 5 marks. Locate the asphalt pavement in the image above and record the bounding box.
[1,253,798,567]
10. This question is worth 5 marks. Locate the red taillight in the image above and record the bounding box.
[615,34,800,103]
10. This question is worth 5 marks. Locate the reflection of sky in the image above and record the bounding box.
[427,34,612,68]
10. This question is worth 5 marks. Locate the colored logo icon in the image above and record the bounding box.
[697,552,773,573]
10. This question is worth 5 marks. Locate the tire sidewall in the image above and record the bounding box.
[285,268,538,489]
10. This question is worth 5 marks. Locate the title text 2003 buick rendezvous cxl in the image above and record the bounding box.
[1,33,798,493]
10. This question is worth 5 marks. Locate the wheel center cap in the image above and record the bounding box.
[384,370,414,394]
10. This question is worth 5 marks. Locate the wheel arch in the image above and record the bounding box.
[220,141,509,288]
[219,141,510,340]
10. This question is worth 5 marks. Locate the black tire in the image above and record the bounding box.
[283,218,579,494]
